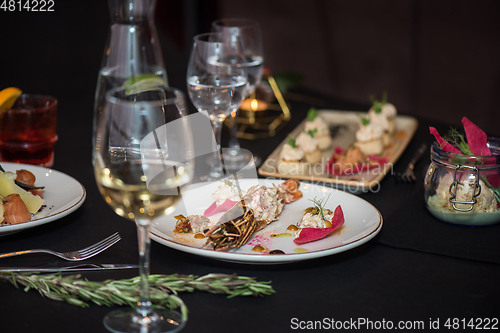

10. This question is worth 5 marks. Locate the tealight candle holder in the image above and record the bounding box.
[235,69,291,139]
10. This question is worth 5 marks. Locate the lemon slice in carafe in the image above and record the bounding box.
[122,75,165,95]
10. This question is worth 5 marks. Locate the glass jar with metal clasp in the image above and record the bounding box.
[424,137,500,226]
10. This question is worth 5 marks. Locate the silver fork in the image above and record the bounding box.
[395,143,427,183]
[0,232,121,261]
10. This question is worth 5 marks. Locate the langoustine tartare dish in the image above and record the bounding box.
[174,179,303,251]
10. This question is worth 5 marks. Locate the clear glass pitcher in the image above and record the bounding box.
[92,0,168,163]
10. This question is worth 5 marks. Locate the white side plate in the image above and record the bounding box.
[0,163,86,236]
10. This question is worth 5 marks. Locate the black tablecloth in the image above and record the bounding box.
[0,88,498,333]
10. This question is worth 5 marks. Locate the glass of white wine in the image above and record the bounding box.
[94,85,194,333]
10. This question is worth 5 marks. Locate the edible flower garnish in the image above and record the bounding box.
[429,117,500,203]
[294,204,344,245]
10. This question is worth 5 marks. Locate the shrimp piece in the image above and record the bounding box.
[16,169,36,186]
[278,179,302,203]
[16,169,43,198]
[2,193,32,225]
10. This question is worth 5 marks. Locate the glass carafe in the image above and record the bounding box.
[92,0,167,163]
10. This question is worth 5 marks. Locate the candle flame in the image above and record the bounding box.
[250,99,259,111]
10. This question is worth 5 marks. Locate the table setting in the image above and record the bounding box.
[0,1,499,332]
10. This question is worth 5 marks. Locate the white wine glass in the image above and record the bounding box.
[94,85,194,333]
[212,18,264,169]
[186,32,248,180]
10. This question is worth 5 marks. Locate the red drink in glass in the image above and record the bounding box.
[0,94,58,167]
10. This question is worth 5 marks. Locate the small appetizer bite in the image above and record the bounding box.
[368,93,397,136]
[325,146,387,175]
[244,184,285,225]
[381,102,397,135]
[355,117,384,156]
[2,194,32,225]
[205,183,286,251]
[294,196,344,244]
[278,179,303,203]
[368,107,390,147]
[278,137,308,175]
[303,108,332,150]
[204,179,241,216]
[296,130,321,164]
[174,214,214,234]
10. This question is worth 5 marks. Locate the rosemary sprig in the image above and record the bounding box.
[0,272,275,321]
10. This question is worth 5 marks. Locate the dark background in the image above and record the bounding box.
[1,0,499,142]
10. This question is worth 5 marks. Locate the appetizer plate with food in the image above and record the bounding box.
[258,108,418,193]
[0,162,86,236]
[150,178,382,264]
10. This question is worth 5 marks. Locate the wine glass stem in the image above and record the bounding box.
[228,110,240,150]
[210,120,225,178]
[135,219,153,319]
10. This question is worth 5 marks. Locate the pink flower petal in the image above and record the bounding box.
[429,127,463,154]
[294,205,345,244]
[203,199,238,217]
[462,117,491,156]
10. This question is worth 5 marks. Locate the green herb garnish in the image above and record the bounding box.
[287,135,297,148]
[446,128,473,155]
[381,90,388,105]
[369,91,388,113]
[358,115,370,126]
[307,107,318,121]
[307,128,318,138]
[309,194,331,222]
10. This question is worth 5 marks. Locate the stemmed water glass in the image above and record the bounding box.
[94,85,194,332]
[211,18,264,169]
[186,32,248,180]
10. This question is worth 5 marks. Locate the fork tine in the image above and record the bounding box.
[79,232,121,257]
[78,232,120,253]
[80,234,121,256]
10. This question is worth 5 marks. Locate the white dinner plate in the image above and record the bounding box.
[150,178,382,264]
[0,162,86,236]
